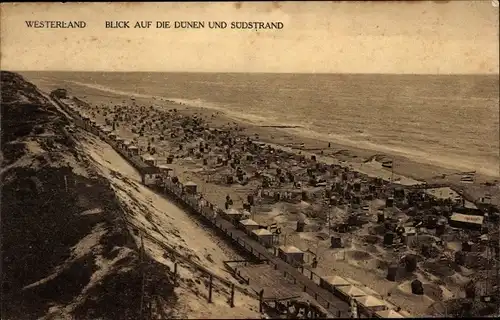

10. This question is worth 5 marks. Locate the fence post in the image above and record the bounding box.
[259,289,264,313]
[208,275,213,303]
[174,263,178,285]
[310,271,313,280]
[230,284,235,308]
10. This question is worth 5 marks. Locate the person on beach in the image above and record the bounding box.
[311,257,318,268]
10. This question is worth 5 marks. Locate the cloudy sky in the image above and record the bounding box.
[1,1,498,73]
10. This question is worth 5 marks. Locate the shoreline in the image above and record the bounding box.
[47,77,500,179]
[30,78,500,206]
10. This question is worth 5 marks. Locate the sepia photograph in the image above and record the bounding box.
[1,1,499,319]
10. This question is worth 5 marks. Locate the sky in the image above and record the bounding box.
[1,1,499,74]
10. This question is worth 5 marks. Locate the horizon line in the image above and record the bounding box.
[7,70,500,76]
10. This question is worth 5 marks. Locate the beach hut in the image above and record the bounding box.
[449,212,484,231]
[51,88,68,99]
[157,164,173,176]
[115,137,124,147]
[336,285,367,301]
[277,245,304,267]
[386,197,394,208]
[403,227,417,245]
[90,121,99,134]
[142,154,156,167]
[101,127,112,137]
[354,295,387,315]
[81,115,91,130]
[320,275,351,294]
[184,181,197,194]
[359,286,383,299]
[251,228,274,247]
[240,210,251,219]
[141,166,161,186]
[223,208,243,222]
[330,236,342,248]
[239,219,260,233]
[128,145,139,156]
[374,309,404,318]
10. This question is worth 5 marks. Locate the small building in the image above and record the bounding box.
[115,137,124,147]
[360,286,383,299]
[141,167,161,186]
[50,88,68,99]
[128,145,139,156]
[386,197,394,208]
[223,208,244,222]
[462,240,478,252]
[374,309,404,318]
[90,121,99,134]
[101,127,112,134]
[449,212,484,230]
[320,275,351,294]
[354,295,387,315]
[142,154,156,167]
[403,227,417,245]
[330,236,343,248]
[100,128,111,140]
[184,181,197,194]
[239,219,260,234]
[96,124,104,132]
[251,228,274,247]
[81,115,91,129]
[240,210,251,219]
[157,164,173,176]
[277,245,304,267]
[336,285,367,301]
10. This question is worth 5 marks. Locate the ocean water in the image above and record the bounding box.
[21,72,500,177]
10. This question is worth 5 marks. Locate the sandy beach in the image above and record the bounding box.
[52,80,499,204]
[41,78,499,318]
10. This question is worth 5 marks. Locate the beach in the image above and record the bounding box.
[24,72,500,207]
[39,72,500,318]
[22,72,500,179]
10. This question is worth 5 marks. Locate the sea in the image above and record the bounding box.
[20,72,500,177]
